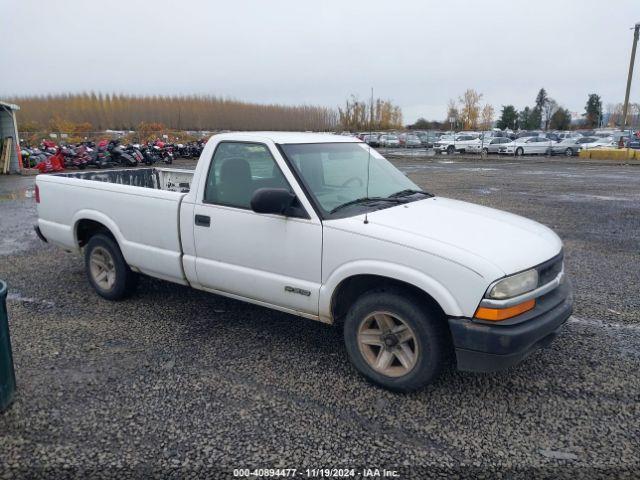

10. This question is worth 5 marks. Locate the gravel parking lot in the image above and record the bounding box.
[0,156,639,478]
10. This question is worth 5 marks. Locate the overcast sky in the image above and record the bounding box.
[1,0,638,123]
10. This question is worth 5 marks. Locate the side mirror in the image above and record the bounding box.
[250,188,305,217]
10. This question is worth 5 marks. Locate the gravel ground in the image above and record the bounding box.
[0,156,638,479]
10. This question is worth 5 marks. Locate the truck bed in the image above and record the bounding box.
[58,167,194,193]
[36,167,195,285]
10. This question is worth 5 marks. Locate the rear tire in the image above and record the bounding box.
[565,148,573,157]
[85,233,138,300]
[343,288,448,392]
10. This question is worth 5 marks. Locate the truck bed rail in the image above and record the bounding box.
[56,167,194,193]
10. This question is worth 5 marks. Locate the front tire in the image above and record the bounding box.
[446,145,455,155]
[343,289,448,392]
[515,147,524,156]
[85,234,138,300]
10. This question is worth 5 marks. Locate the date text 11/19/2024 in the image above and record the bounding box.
[233,468,400,478]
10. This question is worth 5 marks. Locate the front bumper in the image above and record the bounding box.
[448,279,573,372]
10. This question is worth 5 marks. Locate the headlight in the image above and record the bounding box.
[487,269,538,299]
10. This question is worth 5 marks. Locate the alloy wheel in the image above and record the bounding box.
[89,246,116,290]
[357,311,419,377]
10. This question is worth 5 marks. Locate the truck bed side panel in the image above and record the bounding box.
[37,176,187,285]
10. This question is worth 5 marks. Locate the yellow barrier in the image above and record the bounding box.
[578,148,640,160]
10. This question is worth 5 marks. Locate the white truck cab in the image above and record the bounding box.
[35,132,572,391]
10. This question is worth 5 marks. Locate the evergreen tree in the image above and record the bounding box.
[519,107,532,129]
[584,94,602,127]
[549,108,572,130]
[496,105,517,130]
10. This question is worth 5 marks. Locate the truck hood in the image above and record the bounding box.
[338,197,562,276]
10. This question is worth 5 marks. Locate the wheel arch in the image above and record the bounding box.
[73,210,125,250]
[319,261,464,324]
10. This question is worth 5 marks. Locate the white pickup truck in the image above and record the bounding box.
[35,132,572,391]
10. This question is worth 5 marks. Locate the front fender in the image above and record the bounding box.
[319,260,464,323]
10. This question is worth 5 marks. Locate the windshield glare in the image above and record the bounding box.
[281,143,419,215]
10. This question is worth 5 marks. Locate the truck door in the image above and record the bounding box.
[192,141,322,316]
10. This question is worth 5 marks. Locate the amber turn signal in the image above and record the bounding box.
[474,299,535,321]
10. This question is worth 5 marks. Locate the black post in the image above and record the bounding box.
[0,280,16,412]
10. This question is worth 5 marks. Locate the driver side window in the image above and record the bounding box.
[203,142,290,209]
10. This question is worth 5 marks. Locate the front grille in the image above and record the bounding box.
[537,252,563,286]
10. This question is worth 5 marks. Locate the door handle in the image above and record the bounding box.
[195,214,211,227]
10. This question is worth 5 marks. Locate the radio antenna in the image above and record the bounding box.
[364,87,373,224]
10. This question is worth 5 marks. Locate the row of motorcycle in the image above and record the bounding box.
[22,139,206,173]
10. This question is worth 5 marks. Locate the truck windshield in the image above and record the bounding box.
[280,142,422,216]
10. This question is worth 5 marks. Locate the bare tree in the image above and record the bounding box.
[445,99,459,130]
[543,99,558,130]
[459,89,483,130]
[10,93,339,133]
[338,95,403,131]
[480,104,495,130]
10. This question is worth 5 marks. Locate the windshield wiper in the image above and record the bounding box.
[329,197,405,214]
[388,189,434,199]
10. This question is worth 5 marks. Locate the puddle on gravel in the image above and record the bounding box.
[553,193,640,202]
[475,187,500,195]
[6,291,55,307]
[0,188,35,200]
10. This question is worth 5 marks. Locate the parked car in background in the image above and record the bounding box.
[516,131,538,138]
[480,131,506,142]
[433,135,455,154]
[611,131,632,146]
[581,136,614,149]
[434,134,479,154]
[556,132,582,142]
[379,134,400,148]
[475,137,513,155]
[433,136,456,154]
[628,137,640,149]
[499,137,554,156]
[548,136,613,156]
[576,130,596,137]
[404,134,422,148]
[415,131,439,148]
[463,138,483,154]
[549,138,583,156]
[541,133,560,142]
[363,134,380,147]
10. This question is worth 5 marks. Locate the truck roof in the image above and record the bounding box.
[212,132,362,144]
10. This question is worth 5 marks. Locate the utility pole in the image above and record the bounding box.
[621,23,640,131]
